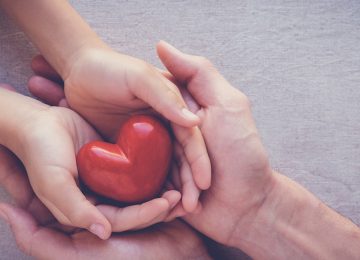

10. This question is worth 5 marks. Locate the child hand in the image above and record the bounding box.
[0,84,181,239]
[30,53,211,212]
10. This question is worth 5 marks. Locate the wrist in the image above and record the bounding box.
[1,0,109,79]
[62,40,110,81]
[230,171,360,259]
[0,89,48,158]
[228,172,316,257]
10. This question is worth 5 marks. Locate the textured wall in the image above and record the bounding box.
[0,0,359,259]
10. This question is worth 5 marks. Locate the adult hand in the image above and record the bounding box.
[156,41,274,245]
[157,43,360,260]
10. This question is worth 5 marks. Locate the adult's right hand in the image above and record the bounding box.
[158,42,360,260]
[157,41,274,246]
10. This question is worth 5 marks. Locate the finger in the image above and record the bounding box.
[156,68,185,90]
[33,167,111,240]
[178,87,201,114]
[28,76,65,106]
[0,203,74,259]
[157,40,233,106]
[96,193,179,232]
[36,192,99,234]
[156,69,201,115]
[172,124,211,191]
[133,190,181,230]
[128,63,200,128]
[31,55,63,83]
[174,142,201,212]
[164,203,188,222]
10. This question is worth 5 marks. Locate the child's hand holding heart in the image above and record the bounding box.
[0,83,181,239]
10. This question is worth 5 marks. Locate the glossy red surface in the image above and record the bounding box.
[77,115,172,203]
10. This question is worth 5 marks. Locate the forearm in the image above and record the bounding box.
[232,171,360,259]
[0,88,46,156]
[0,0,108,78]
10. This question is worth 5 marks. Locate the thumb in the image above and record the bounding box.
[0,203,73,259]
[157,41,232,106]
[32,169,112,240]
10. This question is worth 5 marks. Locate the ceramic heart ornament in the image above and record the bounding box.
[77,115,172,204]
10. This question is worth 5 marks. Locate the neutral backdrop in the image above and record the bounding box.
[0,0,359,259]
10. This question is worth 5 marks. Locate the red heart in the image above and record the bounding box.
[77,115,172,203]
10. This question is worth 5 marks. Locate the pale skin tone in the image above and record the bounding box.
[0,143,209,260]
[0,85,189,239]
[0,0,212,239]
[158,42,360,259]
[1,1,360,259]
[1,42,359,259]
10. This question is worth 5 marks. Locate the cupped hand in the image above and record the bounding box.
[0,84,181,239]
[156,41,275,246]
[0,146,209,260]
[29,52,211,212]
[0,203,209,260]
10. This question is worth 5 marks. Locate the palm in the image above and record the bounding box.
[24,106,100,173]
[155,41,274,246]
[55,221,204,260]
[0,145,208,259]
[65,50,153,139]
[31,52,212,213]
[7,103,107,228]
[184,100,272,244]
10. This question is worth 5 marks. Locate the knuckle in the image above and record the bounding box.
[226,90,251,110]
[195,56,213,68]
[134,61,154,76]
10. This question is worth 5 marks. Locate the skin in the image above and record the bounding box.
[156,42,360,259]
[0,0,212,238]
[156,41,274,244]
[0,85,183,240]
[1,39,359,259]
[25,42,360,259]
[20,42,360,259]
[0,144,208,260]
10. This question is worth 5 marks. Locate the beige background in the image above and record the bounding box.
[0,0,359,259]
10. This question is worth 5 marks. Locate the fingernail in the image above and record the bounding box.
[89,223,106,239]
[0,209,9,224]
[181,108,199,122]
